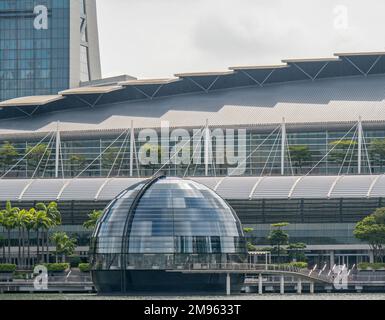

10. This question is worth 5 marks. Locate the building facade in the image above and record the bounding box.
[0,0,101,101]
[0,49,385,267]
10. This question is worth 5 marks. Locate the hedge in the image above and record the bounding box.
[358,263,385,270]
[35,263,70,272]
[281,262,308,269]
[78,263,91,272]
[0,264,16,272]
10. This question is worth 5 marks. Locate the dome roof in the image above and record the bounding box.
[90,176,247,270]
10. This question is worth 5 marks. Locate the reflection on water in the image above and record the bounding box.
[0,293,385,300]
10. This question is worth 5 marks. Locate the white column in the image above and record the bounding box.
[280,275,285,295]
[204,119,210,176]
[226,273,231,296]
[258,274,263,295]
[55,121,61,178]
[130,120,134,177]
[297,278,302,294]
[281,117,286,176]
[310,282,315,294]
[358,116,363,174]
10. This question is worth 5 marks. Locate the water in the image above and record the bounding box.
[1,293,385,300]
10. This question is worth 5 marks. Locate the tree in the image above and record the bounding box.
[33,210,51,263]
[35,202,61,263]
[287,242,307,262]
[268,222,289,264]
[243,227,256,252]
[69,154,86,176]
[22,209,36,268]
[329,139,357,167]
[25,143,51,175]
[354,208,385,263]
[369,139,385,170]
[288,145,312,173]
[51,232,77,263]
[0,141,19,172]
[83,210,103,230]
[0,201,19,263]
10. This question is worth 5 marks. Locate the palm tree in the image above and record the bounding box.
[23,209,36,268]
[0,201,19,263]
[35,202,61,263]
[15,210,26,267]
[0,212,5,262]
[83,210,102,230]
[33,210,51,264]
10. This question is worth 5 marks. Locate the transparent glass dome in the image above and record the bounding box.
[90,177,247,271]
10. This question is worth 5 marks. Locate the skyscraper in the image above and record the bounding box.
[0,0,101,101]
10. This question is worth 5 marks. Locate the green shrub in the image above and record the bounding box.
[69,255,82,268]
[0,264,16,272]
[281,262,308,269]
[35,263,70,272]
[358,262,385,270]
[78,263,91,272]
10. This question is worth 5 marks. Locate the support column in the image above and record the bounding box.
[297,279,302,294]
[226,273,231,296]
[55,121,61,178]
[280,275,285,295]
[204,119,210,176]
[130,120,134,177]
[258,274,263,295]
[358,116,362,174]
[281,117,286,176]
[330,250,335,268]
[310,282,315,294]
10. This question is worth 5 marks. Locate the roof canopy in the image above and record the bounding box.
[1,175,385,202]
[0,51,384,119]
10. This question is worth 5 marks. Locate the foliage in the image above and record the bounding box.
[40,263,70,272]
[268,222,290,263]
[288,145,312,168]
[329,139,357,165]
[25,143,51,167]
[69,255,82,268]
[281,262,308,269]
[51,232,77,260]
[83,210,103,230]
[0,264,16,272]
[369,139,385,164]
[243,227,254,234]
[354,207,385,262]
[287,242,307,262]
[78,263,91,272]
[358,262,385,270]
[0,141,19,169]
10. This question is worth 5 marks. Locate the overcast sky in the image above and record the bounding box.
[96,0,385,79]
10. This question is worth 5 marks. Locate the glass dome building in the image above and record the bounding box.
[90,176,247,293]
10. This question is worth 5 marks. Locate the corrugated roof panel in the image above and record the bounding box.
[0,180,29,201]
[97,178,145,200]
[291,176,337,199]
[22,179,70,201]
[252,176,298,199]
[330,175,375,198]
[216,177,260,199]
[189,177,222,191]
[368,175,385,198]
[59,179,107,201]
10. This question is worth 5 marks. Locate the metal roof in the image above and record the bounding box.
[0,51,384,121]
[0,95,64,107]
[1,175,385,202]
[59,86,123,95]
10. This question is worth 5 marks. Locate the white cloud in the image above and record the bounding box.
[96,0,385,78]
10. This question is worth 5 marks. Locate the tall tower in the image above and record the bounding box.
[0,0,101,101]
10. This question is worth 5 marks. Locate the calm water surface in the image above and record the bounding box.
[0,293,385,300]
